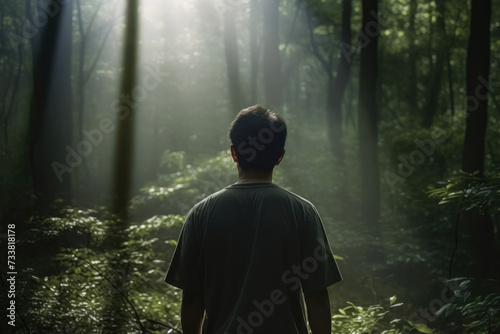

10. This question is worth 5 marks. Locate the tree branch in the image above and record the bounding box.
[306,6,331,74]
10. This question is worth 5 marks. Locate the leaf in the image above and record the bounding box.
[445,303,456,317]
[459,280,471,289]
[390,303,403,308]
[389,295,397,305]
[486,307,499,316]
[447,277,469,282]
[413,323,435,333]
[332,314,347,319]
[434,303,452,317]
[463,290,471,301]
[484,293,500,304]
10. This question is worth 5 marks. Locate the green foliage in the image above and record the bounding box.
[23,208,184,333]
[41,207,107,242]
[428,170,500,213]
[161,150,186,173]
[435,278,500,333]
[132,150,237,217]
[21,151,234,332]
[331,296,435,334]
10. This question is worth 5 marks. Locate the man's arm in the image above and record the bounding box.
[181,290,205,334]
[304,288,331,334]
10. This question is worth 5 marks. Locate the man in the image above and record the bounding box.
[165,105,342,334]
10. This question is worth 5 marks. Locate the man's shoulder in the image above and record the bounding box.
[274,185,318,210]
[190,183,317,213]
[189,188,226,212]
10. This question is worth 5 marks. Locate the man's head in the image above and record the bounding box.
[229,105,287,170]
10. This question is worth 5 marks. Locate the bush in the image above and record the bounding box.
[331,296,436,334]
[21,208,184,333]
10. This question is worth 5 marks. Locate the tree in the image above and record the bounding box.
[306,0,351,169]
[358,0,381,252]
[249,0,260,103]
[223,10,244,112]
[109,0,138,225]
[407,0,418,109]
[74,0,116,199]
[0,2,25,151]
[29,0,74,203]
[329,0,351,174]
[262,0,283,108]
[103,0,146,332]
[461,0,496,278]
[422,0,447,128]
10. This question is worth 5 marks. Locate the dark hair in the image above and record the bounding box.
[229,105,287,169]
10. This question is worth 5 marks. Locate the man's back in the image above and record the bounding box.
[166,182,342,334]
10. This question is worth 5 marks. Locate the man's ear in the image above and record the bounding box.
[230,145,238,162]
[275,149,285,166]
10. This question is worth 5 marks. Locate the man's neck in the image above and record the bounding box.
[236,168,273,184]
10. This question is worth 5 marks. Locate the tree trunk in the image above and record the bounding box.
[422,0,447,128]
[74,0,105,200]
[2,39,23,151]
[462,0,497,278]
[110,0,138,225]
[407,0,417,108]
[446,47,455,116]
[249,0,259,103]
[262,0,282,108]
[102,0,146,332]
[29,0,73,203]
[328,0,351,171]
[223,10,243,113]
[358,0,381,257]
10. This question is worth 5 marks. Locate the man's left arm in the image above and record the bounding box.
[181,290,205,334]
[299,205,343,292]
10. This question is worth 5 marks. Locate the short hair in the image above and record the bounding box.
[229,105,287,170]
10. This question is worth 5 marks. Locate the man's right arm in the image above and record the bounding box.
[181,290,205,334]
[304,288,331,334]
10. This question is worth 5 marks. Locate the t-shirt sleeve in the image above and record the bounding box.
[164,208,203,292]
[298,204,342,293]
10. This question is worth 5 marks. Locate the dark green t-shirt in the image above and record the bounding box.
[165,182,342,334]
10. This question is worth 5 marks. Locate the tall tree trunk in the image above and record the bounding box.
[358,0,381,256]
[103,0,146,332]
[422,0,447,128]
[462,0,497,278]
[29,0,73,203]
[223,11,243,112]
[249,0,259,103]
[328,0,351,171]
[110,1,138,227]
[262,0,283,108]
[74,0,106,200]
[407,0,417,108]
[446,47,455,116]
[2,38,23,151]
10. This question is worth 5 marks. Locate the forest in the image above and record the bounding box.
[0,0,500,333]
